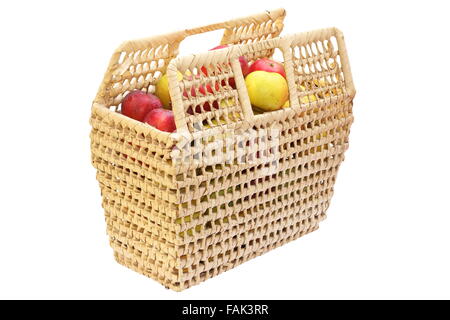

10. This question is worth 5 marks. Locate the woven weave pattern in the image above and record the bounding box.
[90,9,355,291]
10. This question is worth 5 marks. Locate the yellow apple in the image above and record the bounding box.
[312,78,344,97]
[203,119,227,130]
[219,97,236,108]
[155,71,183,107]
[314,78,327,88]
[252,107,264,114]
[297,84,318,104]
[331,87,343,96]
[218,187,234,196]
[300,94,317,104]
[245,71,288,111]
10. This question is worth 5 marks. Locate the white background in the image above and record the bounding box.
[1,0,449,299]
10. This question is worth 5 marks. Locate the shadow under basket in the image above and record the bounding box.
[90,8,356,291]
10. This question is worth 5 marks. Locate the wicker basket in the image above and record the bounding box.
[90,8,356,291]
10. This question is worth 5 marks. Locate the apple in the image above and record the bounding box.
[300,94,317,104]
[201,44,249,89]
[143,108,176,132]
[208,45,250,77]
[121,90,162,121]
[184,77,220,114]
[155,71,183,107]
[245,71,288,111]
[248,58,286,79]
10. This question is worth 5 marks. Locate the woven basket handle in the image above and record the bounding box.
[182,8,286,45]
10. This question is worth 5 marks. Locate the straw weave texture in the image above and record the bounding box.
[90,8,356,291]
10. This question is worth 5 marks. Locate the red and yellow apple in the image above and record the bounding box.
[248,58,286,79]
[245,71,288,111]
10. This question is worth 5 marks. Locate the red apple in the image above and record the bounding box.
[183,77,220,114]
[201,44,249,89]
[199,82,219,96]
[248,58,286,78]
[208,45,249,77]
[121,90,162,121]
[210,45,228,50]
[183,76,219,97]
[143,109,176,133]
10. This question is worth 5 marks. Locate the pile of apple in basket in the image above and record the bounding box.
[120,43,340,132]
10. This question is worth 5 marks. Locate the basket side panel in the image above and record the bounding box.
[90,105,185,290]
